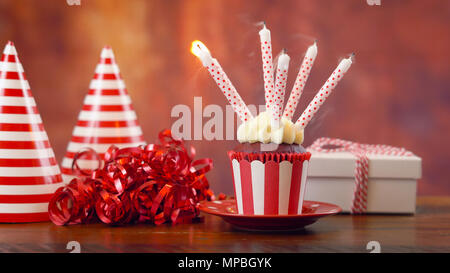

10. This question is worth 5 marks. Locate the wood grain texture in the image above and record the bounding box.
[0,196,448,253]
[0,0,448,196]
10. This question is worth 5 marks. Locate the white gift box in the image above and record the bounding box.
[304,151,422,214]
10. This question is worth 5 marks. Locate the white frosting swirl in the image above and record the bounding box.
[237,111,304,145]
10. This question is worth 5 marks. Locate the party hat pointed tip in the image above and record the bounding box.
[4,41,14,52]
[100,46,115,59]
[2,41,18,57]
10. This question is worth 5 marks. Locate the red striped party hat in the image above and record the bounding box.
[0,41,64,222]
[61,46,145,181]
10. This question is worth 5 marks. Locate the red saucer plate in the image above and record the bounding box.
[199,199,341,231]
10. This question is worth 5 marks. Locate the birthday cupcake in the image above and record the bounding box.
[229,110,311,216]
[191,23,353,216]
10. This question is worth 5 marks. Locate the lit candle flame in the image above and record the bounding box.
[190,40,212,66]
[189,40,253,122]
[190,40,209,58]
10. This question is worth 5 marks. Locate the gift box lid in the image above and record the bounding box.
[308,151,422,179]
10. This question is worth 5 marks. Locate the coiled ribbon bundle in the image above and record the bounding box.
[48,129,214,226]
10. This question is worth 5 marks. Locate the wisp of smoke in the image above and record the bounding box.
[291,33,317,44]
[307,106,335,135]
[254,21,265,27]
[338,52,356,64]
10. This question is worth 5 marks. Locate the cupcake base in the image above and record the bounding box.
[228,150,311,215]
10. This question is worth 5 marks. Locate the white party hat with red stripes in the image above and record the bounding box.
[0,41,64,222]
[61,46,145,181]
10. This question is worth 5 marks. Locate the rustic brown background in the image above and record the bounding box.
[0,0,448,195]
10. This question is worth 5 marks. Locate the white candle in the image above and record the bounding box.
[191,40,253,122]
[272,50,290,128]
[283,42,318,120]
[259,23,275,113]
[296,54,354,129]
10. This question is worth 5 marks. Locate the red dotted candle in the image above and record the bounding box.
[283,42,318,121]
[191,41,253,122]
[272,51,290,127]
[259,24,275,113]
[296,55,353,129]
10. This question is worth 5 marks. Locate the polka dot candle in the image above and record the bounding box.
[295,54,354,129]
[258,23,275,113]
[283,42,318,121]
[272,51,290,128]
[191,41,253,122]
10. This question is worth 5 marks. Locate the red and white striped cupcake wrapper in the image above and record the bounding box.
[61,46,145,181]
[228,151,311,215]
[0,41,64,222]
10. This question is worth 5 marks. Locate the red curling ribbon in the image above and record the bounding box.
[71,147,102,177]
[49,129,218,226]
[48,178,98,225]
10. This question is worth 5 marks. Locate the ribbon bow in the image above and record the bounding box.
[307,137,413,214]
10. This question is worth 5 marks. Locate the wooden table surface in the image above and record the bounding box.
[0,196,449,253]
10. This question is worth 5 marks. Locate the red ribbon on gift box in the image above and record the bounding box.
[307,138,413,214]
[48,129,217,226]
